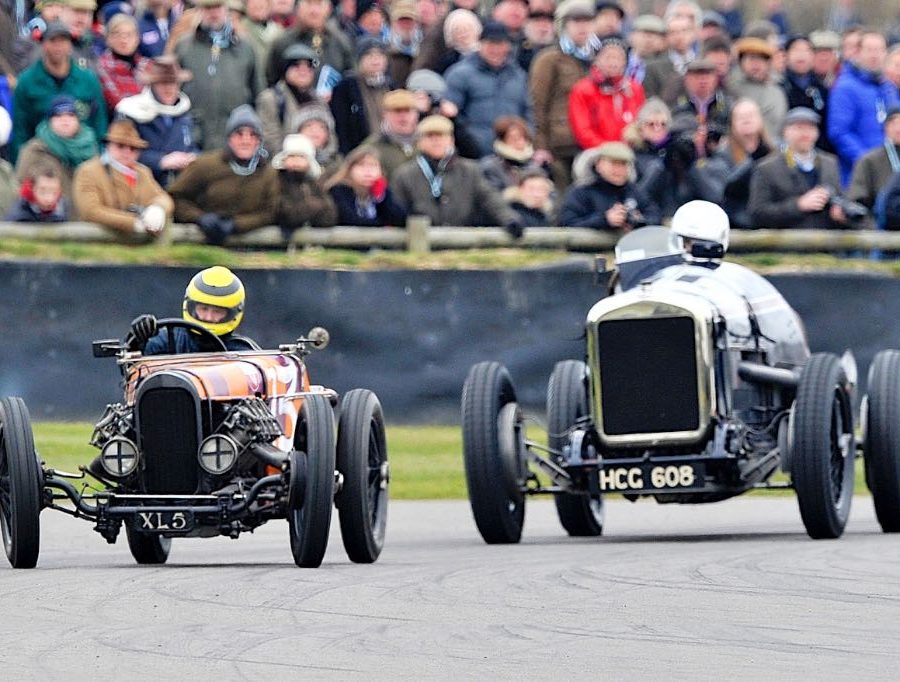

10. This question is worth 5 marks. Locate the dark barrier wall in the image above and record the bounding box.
[0,262,897,422]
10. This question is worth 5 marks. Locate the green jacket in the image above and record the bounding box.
[11,58,107,162]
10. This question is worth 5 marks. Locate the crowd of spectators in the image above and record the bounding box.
[3,0,900,243]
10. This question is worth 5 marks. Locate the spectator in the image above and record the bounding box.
[443,21,532,158]
[331,38,392,155]
[569,34,644,151]
[700,11,728,43]
[749,107,848,230]
[412,0,480,74]
[558,141,660,230]
[701,35,733,87]
[62,0,101,70]
[627,14,667,83]
[407,67,481,160]
[270,0,296,28]
[877,169,900,230]
[696,98,773,229]
[392,115,521,231]
[138,0,178,58]
[116,56,199,187]
[669,58,731,152]
[714,0,743,39]
[16,94,99,210]
[642,13,698,106]
[840,26,864,66]
[781,34,832,152]
[529,0,595,190]
[506,167,554,227]
[175,0,258,151]
[257,43,325,154]
[361,89,420,181]
[5,165,69,222]
[828,31,899,186]
[516,0,556,73]
[241,0,285,94]
[593,1,623,39]
[272,133,337,232]
[763,0,790,37]
[354,0,388,42]
[11,21,107,162]
[847,105,900,209]
[810,30,841,88]
[727,37,788,141]
[96,14,150,116]
[265,0,355,89]
[427,8,481,75]
[325,144,407,226]
[386,0,422,86]
[73,119,173,236]
[296,104,343,179]
[169,104,278,244]
[479,115,540,192]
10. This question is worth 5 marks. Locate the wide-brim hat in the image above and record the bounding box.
[735,36,775,59]
[272,133,322,177]
[140,56,193,85]
[105,119,149,149]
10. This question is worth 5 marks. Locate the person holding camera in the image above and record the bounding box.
[558,141,660,231]
[748,107,865,230]
[72,119,173,236]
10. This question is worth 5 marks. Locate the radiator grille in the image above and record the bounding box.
[138,387,199,494]
[598,316,699,435]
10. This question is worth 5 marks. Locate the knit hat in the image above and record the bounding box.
[272,133,322,177]
[356,36,387,61]
[406,69,447,100]
[48,94,78,118]
[225,104,263,138]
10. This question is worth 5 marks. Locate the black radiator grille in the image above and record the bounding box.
[138,387,199,493]
[598,316,700,435]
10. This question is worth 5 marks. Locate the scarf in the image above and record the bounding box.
[208,21,234,49]
[363,72,387,88]
[493,140,534,164]
[116,87,192,124]
[559,34,595,64]
[228,146,268,176]
[785,148,817,173]
[35,119,99,168]
[389,28,422,57]
[102,150,138,186]
[416,152,453,198]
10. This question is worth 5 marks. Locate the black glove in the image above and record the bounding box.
[197,213,234,246]
[127,313,157,350]
[505,219,524,240]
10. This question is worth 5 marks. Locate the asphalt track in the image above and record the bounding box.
[2,497,900,680]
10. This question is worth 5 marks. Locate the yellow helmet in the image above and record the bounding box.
[182,266,245,336]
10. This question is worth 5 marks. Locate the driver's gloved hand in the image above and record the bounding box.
[127,314,158,350]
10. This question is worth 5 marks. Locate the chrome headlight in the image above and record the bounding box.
[100,437,140,477]
[198,435,239,475]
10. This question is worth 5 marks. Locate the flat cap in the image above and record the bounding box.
[65,0,97,10]
[595,141,634,163]
[416,115,454,136]
[685,58,717,73]
[390,0,418,21]
[481,20,512,42]
[809,30,840,51]
[631,14,665,35]
[783,106,821,127]
[41,20,72,41]
[735,36,775,59]
[554,0,595,23]
[382,89,417,110]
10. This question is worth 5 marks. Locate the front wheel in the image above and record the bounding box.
[125,527,171,564]
[461,362,526,544]
[0,397,42,569]
[863,350,900,532]
[792,354,855,539]
[289,394,336,567]
[336,389,389,563]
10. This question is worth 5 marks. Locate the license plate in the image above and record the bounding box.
[133,510,194,533]
[598,463,704,492]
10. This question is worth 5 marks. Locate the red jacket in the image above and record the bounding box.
[568,70,645,150]
[96,50,149,115]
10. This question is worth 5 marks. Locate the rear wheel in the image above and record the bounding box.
[863,350,900,532]
[0,397,42,569]
[461,362,525,544]
[792,354,855,539]
[125,527,171,564]
[336,389,389,563]
[289,394,336,567]
[547,360,603,537]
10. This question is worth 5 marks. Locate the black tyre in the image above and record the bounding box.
[0,397,42,569]
[289,394,336,567]
[547,360,604,537]
[863,350,900,532]
[792,353,855,539]
[336,389,389,563]
[461,362,525,544]
[125,527,171,564]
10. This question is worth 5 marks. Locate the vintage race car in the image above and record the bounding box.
[0,320,389,569]
[462,227,900,543]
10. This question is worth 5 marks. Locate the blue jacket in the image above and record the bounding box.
[138,10,176,58]
[443,54,533,158]
[827,62,899,185]
[135,112,199,187]
[144,327,256,355]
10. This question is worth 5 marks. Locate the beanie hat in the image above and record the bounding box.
[225,104,263,138]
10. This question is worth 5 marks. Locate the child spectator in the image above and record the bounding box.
[5,166,69,222]
[272,133,337,234]
[296,105,343,181]
[325,145,407,227]
[506,167,554,227]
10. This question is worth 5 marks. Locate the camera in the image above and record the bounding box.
[823,186,868,224]
[623,198,647,228]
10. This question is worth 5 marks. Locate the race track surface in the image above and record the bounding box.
[3,497,899,679]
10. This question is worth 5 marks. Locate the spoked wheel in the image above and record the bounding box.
[336,389,389,563]
[792,353,855,539]
[0,397,42,569]
[461,362,526,544]
[289,394,336,567]
[547,360,603,537]
[863,350,900,532]
[125,527,171,564]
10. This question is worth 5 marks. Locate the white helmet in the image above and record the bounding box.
[671,200,730,253]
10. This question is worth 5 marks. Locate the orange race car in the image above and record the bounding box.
[0,320,388,569]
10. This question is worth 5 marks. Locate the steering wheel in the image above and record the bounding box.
[154,317,228,354]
